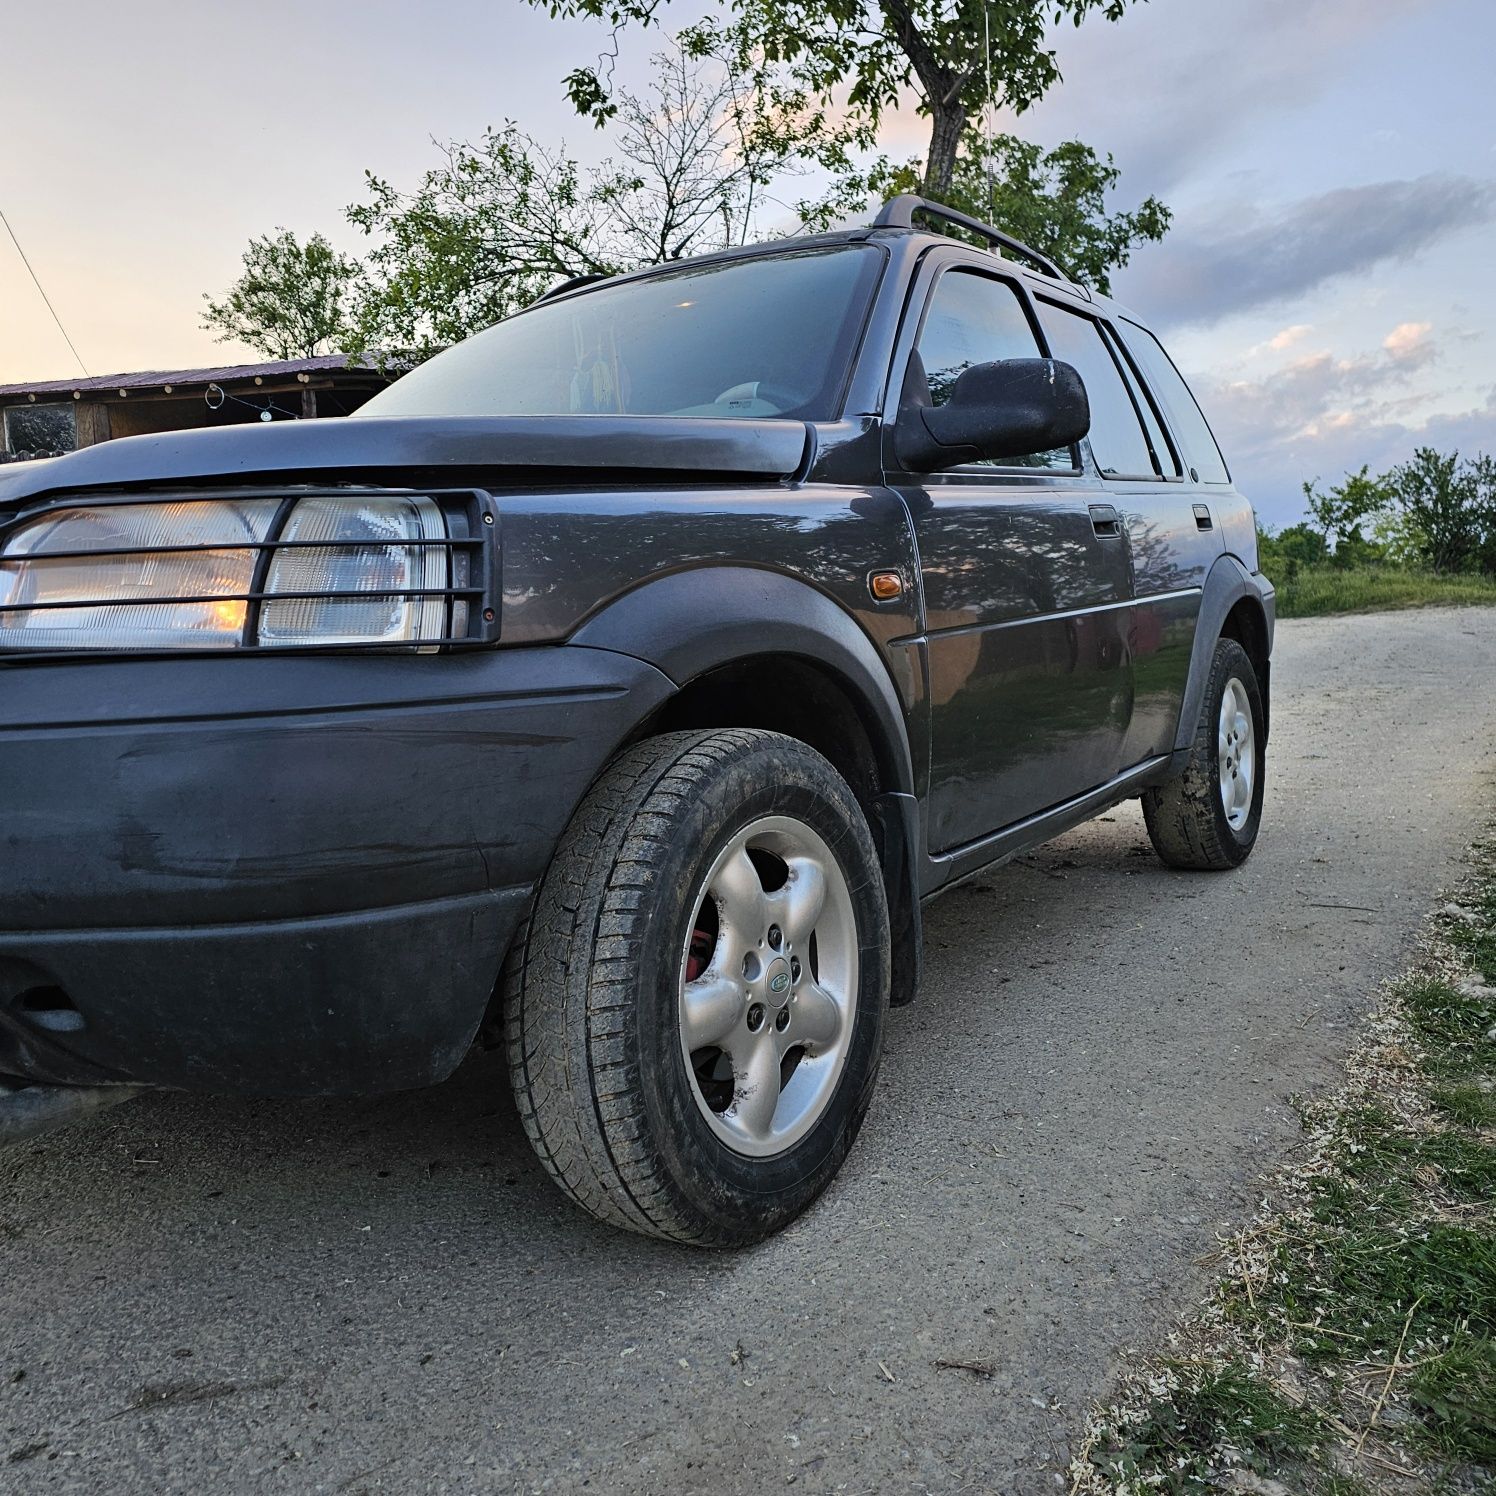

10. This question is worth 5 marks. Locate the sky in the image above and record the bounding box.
[2,0,1493,526]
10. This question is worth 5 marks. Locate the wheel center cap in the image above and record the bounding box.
[765,957,793,1010]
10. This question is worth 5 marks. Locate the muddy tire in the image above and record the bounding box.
[1142,638,1265,870]
[503,729,889,1246]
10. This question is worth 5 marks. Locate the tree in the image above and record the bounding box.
[1384,448,1490,573]
[1368,503,1428,569]
[348,39,824,354]
[1300,465,1389,554]
[201,230,362,360]
[826,131,1168,293]
[534,0,1143,199]
[1471,454,1496,576]
[1256,520,1328,583]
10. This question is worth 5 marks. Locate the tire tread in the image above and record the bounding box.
[1142,638,1263,871]
[505,729,870,1245]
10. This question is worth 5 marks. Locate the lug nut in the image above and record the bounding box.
[790,957,802,981]
[767,924,783,950]
[746,1003,765,1032]
[774,1008,790,1032]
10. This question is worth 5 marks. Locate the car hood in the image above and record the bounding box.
[0,414,814,507]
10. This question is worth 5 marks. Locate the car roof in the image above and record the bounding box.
[529,221,1150,333]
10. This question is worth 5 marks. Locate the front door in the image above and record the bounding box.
[889,265,1134,853]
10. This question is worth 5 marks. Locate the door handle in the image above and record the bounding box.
[1089,503,1122,538]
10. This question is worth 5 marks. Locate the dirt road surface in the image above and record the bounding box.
[4,607,1495,1494]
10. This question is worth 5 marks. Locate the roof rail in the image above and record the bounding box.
[534,271,613,305]
[872,195,1069,283]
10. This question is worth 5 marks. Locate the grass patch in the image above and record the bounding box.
[1273,566,1496,620]
[1407,1337,1496,1464]
[1419,1129,1496,1202]
[1266,1222,1496,1361]
[1431,1083,1496,1129]
[1087,1361,1329,1492]
[1325,1103,1496,1205]
[1404,976,1496,1078]
[1442,893,1496,986]
[1072,839,1496,1493]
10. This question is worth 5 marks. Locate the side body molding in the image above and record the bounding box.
[1171,554,1276,764]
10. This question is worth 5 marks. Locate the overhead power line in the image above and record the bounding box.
[1,206,90,377]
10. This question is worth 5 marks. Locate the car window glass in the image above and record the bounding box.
[1036,302,1159,479]
[1102,322,1179,477]
[910,271,1073,470]
[1115,321,1230,483]
[361,246,885,423]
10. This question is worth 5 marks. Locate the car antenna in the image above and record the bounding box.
[984,5,996,225]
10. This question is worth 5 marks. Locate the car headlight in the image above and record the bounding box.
[0,492,477,652]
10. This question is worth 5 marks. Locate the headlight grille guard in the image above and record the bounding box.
[0,485,501,661]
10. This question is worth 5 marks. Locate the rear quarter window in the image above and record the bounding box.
[1116,321,1231,484]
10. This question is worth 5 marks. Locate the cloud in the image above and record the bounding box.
[1246,324,1313,358]
[1181,322,1496,524]
[1228,385,1496,527]
[1025,0,1427,189]
[1383,320,1435,366]
[1114,175,1496,329]
[1202,323,1446,447]
[875,0,1427,189]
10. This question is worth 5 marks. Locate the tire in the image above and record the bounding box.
[1142,637,1265,870]
[503,729,890,1246]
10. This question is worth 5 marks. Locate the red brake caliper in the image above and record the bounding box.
[685,926,714,983]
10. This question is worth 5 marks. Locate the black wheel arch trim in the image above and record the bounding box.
[568,565,923,1005]
[1172,555,1275,759]
[568,567,917,796]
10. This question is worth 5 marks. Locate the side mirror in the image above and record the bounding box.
[894,357,1090,473]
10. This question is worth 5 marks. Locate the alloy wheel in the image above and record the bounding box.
[677,815,859,1158]
[1218,675,1255,831]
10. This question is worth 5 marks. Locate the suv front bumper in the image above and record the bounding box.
[0,646,673,1096]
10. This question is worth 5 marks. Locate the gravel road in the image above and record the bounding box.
[4,606,1495,1495]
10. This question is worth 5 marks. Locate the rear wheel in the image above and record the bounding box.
[503,729,889,1245]
[1142,637,1265,870]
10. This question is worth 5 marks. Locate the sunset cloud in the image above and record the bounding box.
[1382,320,1435,364]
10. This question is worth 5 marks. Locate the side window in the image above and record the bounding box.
[909,270,1075,470]
[1035,301,1160,480]
[1115,321,1230,484]
[1101,322,1180,478]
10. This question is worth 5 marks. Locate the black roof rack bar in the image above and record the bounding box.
[534,271,614,305]
[872,194,1069,282]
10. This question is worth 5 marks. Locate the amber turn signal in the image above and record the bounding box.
[868,570,904,601]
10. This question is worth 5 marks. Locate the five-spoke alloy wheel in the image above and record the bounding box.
[504,729,889,1246]
[680,816,859,1157]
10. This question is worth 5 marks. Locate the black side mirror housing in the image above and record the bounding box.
[894,357,1091,473]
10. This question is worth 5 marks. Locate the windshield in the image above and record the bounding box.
[359,245,884,423]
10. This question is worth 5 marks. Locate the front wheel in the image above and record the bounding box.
[503,729,889,1246]
[1142,637,1265,870]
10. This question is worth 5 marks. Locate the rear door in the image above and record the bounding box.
[887,260,1133,853]
[1040,308,1228,766]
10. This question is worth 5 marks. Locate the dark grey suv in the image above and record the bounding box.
[0,196,1272,1244]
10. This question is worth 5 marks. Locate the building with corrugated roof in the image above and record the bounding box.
[0,355,394,463]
